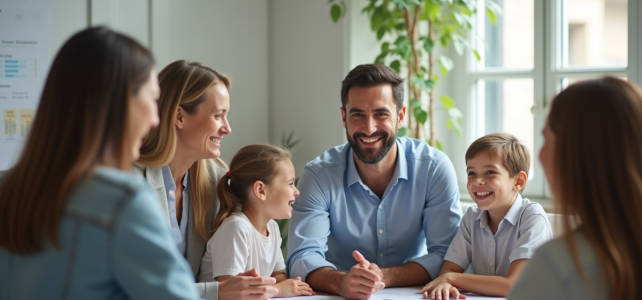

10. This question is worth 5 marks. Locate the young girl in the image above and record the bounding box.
[198,144,315,297]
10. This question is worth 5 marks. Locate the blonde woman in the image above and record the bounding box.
[134,60,278,300]
[0,27,200,299]
[508,77,642,299]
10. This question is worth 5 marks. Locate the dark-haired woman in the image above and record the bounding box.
[0,27,200,299]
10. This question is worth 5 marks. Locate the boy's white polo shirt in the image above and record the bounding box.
[444,195,553,276]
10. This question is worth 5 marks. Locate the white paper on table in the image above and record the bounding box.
[288,287,505,300]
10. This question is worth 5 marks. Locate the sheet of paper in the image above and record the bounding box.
[288,287,506,300]
[0,0,50,170]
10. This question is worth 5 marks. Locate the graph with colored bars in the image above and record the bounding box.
[0,58,37,78]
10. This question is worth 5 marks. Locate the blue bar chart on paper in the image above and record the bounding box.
[0,59,37,79]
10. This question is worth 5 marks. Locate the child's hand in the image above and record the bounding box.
[422,274,466,300]
[273,277,316,298]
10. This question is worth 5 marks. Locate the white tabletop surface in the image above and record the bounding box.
[288,287,506,300]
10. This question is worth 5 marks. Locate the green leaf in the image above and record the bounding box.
[485,0,503,17]
[409,98,421,109]
[448,107,463,120]
[486,8,497,25]
[414,108,428,124]
[425,3,440,20]
[328,0,334,3]
[377,27,387,41]
[432,75,440,83]
[398,126,408,137]
[452,33,469,55]
[330,4,341,23]
[439,56,454,74]
[425,79,435,89]
[371,6,385,31]
[435,140,444,151]
[441,95,455,110]
[450,118,463,138]
[472,49,481,61]
[381,42,390,53]
[394,22,406,31]
[423,38,434,53]
[390,60,401,73]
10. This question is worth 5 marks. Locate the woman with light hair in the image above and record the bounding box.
[134,60,278,300]
[508,77,642,299]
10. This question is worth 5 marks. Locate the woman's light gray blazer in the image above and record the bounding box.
[132,159,226,300]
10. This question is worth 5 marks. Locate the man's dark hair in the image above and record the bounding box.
[341,64,405,110]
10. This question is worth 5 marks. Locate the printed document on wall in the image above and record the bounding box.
[0,0,50,170]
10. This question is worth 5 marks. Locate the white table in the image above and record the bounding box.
[288,287,506,300]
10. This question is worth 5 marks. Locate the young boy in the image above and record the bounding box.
[423,133,552,300]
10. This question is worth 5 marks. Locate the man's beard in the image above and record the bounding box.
[347,129,397,164]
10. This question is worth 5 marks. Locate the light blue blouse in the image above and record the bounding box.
[508,229,609,300]
[161,165,190,256]
[0,167,200,300]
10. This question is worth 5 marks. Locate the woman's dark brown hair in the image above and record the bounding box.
[548,76,642,299]
[0,26,154,253]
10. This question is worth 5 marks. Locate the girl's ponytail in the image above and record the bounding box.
[211,144,291,234]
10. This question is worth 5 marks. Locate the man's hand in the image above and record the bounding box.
[354,250,385,283]
[337,251,386,299]
[218,269,279,300]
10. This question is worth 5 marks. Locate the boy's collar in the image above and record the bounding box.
[476,194,525,226]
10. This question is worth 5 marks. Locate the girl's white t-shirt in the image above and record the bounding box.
[197,212,286,282]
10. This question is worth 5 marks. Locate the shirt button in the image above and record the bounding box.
[490,242,495,247]
[380,253,384,257]
[379,229,383,234]
[379,205,382,209]
[490,262,494,267]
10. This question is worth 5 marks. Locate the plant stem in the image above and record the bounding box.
[428,19,436,147]
[403,8,416,138]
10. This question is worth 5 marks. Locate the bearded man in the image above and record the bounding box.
[286,64,462,300]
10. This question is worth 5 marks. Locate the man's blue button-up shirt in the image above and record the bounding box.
[286,137,462,281]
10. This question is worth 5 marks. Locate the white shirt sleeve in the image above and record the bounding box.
[443,207,474,270]
[207,219,252,279]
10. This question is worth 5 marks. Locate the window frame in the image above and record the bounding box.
[450,0,641,208]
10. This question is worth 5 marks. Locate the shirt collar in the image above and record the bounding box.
[503,194,524,225]
[346,138,408,187]
[161,165,189,191]
[476,194,524,226]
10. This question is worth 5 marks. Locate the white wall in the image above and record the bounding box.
[269,0,348,174]
[49,0,270,164]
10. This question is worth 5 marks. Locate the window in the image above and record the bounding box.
[450,0,638,204]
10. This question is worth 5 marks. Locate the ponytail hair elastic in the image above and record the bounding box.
[226,171,232,186]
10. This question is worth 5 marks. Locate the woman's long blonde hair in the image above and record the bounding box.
[138,60,230,241]
[548,77,642,299]
[0,27,154,253]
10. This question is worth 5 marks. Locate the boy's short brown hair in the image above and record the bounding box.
[465,132,531,180]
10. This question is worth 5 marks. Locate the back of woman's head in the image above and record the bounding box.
[548,76,642,299]
[0,26,154,253]
[138,60,230,166]
[213,144,291,233]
